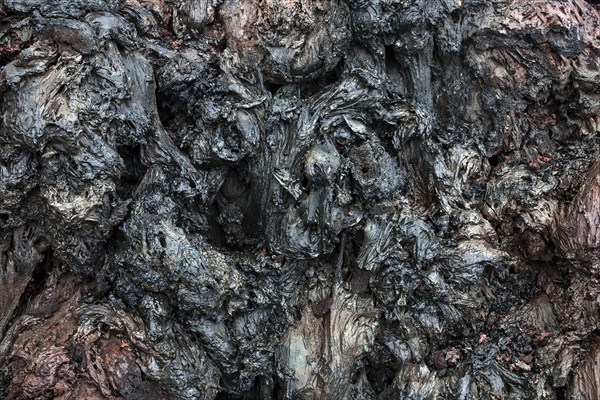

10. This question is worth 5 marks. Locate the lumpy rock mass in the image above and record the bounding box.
[1,0,600,399]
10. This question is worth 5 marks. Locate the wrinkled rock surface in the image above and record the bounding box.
[1,0,600,399]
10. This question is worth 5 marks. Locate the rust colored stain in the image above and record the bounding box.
[4,274,163,400]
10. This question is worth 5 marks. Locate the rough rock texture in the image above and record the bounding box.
[1,0,600,399]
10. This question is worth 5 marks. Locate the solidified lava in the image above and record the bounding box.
[1,0,600,399]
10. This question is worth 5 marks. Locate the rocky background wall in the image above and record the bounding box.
[1,0,600,399]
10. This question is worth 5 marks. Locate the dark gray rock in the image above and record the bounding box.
[1,0,600,399]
